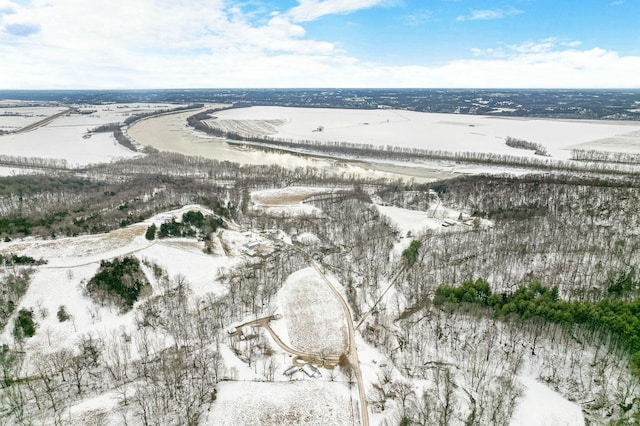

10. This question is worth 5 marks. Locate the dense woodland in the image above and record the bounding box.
[1,150,640,424]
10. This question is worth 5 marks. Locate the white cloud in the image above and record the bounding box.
[402,9,434,27]
[382,47,640,89]
[0,1,639,89]
[457,8,523,22]
[288,0,397,22]
[508,38,556,54]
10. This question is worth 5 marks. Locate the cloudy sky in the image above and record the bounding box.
[1,0,639,89]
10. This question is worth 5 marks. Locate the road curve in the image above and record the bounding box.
[310,259,370,426]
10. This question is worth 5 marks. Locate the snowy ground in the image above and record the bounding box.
[203,381,355,426]
[250,186,332,216]
[210,106,640,161]
[510,376,585,426]
[376,203,492,238]
[0,103,183,167]
[0,106,67,132]
[0,205,238,356]
[277,267,348,355]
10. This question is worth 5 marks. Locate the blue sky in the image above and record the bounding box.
[1,0,639,88]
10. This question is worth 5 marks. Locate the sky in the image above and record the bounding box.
[0,0,639,89]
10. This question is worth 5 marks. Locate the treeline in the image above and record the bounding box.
[123,104,204,126]
[89,123,120,133]
[0,154,69,170]
[153,210,225,240]
[572,149,640,165]
[0,151,393,241]
[435,279,640,372]
[0,269,33,333]
[113,129,137,151]
[0,172,233,239]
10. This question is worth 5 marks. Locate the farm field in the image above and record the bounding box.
[278,267,348,355]
[0,103,184,167]
[0,106,68,133]
[209,106,640,160]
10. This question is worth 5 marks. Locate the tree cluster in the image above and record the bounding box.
[86,257,150,311]
[504,136,549,156]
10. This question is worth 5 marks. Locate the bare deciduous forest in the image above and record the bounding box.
[1,149,639,425]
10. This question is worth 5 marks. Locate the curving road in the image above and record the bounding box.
[309,259,370,426]
[237,224,370,425]
[234,317,341,366]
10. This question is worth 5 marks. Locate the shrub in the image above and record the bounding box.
[145,224,157,240]
[57,305,70,322]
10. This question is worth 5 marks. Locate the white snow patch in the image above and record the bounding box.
[293,232,321,245]
[203,381,354,426]
[510,376,585,426]
[251,186,329,216]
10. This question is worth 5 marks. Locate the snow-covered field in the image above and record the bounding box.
[203,381,354,426]
[251,186,331,216]
[0,103,183,167]
[0,106,67,132]
[210,106,640,160]
[278,267,348,355]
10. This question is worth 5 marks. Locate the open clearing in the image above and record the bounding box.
[204,381,354,426]
[278,267,348,355]
[210,106,640,161]
[250,186,331,216]
[510,376,585,426]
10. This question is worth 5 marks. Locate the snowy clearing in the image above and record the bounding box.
[510,376,585,426]
[376,204,491,238]
[0,205,240,356]
[278,267,348,355]
[204,381,354,426]
[0,106,67,131]
[251,186,331,216]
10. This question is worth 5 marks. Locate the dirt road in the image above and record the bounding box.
[310,259,370,426]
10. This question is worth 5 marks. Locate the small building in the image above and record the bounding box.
[301,363,321,378]
[283,366,300,378]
